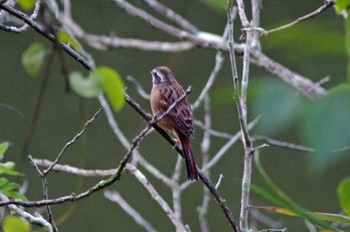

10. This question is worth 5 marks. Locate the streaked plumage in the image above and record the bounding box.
[150,66,198,181]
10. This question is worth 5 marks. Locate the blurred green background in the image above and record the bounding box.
[1,0,349,231]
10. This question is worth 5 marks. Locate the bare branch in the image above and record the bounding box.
[125,93,241,232]
[0,192,53,231]
[43,108,102,175]
[141,0,198,33]
[128,165,188,231]
[192,51,225,110]
[265,0,335,35]
[104,190,157,232]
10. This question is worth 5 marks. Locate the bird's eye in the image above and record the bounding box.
[153,72,160,78]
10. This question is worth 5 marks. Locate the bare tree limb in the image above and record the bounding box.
[104,190,157,232]
[0,193,53,231]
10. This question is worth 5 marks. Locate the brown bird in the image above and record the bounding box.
[150,66,198,181]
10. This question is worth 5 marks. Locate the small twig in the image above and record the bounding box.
[152,86,192,124]
[198,95,211,232]
[33,158,115,176]
[171,156,183,223]
[43,108,102,175]
[138,155,173,187]
[0,192,53,232]
[265,0,335,35]
[125,93,241,232]
[83,34,195,52]
[0,3,327,99]
[141,0,198,33]
[0,0,41,33]
[0,102,26,120]
[253,135,314,152]
[104,190,157,232]
[194,119,233,139]
[28,156,58,231]
[192,51,224,110]
[214,174,224,189]
[112,0,226,50]
[128,165,187,231]
[250,207,283,229]
[127,75,150,100]
[228,1,255,230]
[202,118,258,172]
[0,116,150,208]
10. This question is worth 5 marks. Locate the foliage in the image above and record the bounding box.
[338,178,350,217]
[252,153,341,231]
[17,0,36,11]
[2,216,31,232]
[0,142,27,201]
[22,43,46,78]
[69,66,125,112]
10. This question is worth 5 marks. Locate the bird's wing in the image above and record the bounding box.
[156,85,195,140]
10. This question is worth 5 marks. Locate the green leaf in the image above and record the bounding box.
[338,178,350,216]
[302,85,350,171]
[249,78,301,135]
[0,163,23,176]
[335,0,350,13]
[22,43,46,78]
[2,182,21,192]
[0,142,9,161]
[57,30,83,52]
[98,66,125,112]
[345,18,350,60]
[252,153,338,231]
[69,71,103,98]
[3,216,30,232]
[255,206,350,225]
[18,0,36,10]
[0,177,9,187]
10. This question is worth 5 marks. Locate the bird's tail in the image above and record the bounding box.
[182,140,198,181]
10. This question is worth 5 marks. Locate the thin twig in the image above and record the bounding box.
[43,108,102,175]
[264,0,335,35]
[125,93,241,232]
[0,122,144,208]
[141,0,198,33]
[0,0,41,33]
[104,190,157,232]
[0,102,26,120]
[28,156,58,232]
[128,165,188,231]
[253,136,314,152]
[228,1,255,230]
[192,51,224,110]
[198,95,211,232]
[0,192,53,232]
[0,3,327,99]
[127,75,150,100]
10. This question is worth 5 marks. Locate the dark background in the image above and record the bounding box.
[0,0,348,231]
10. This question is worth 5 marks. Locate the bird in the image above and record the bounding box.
[150,66,199,181]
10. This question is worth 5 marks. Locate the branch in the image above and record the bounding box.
[264,0,335,35]
[141,0,198,33]
[0,119,148,207]
[0,192,53,231]
[125,93,241,232]
[104,190,157,232]
[43,108,102,175]
[0,3,327,99]
[128,165,188,231]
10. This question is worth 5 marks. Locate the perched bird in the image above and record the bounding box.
[150,66,198,181]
